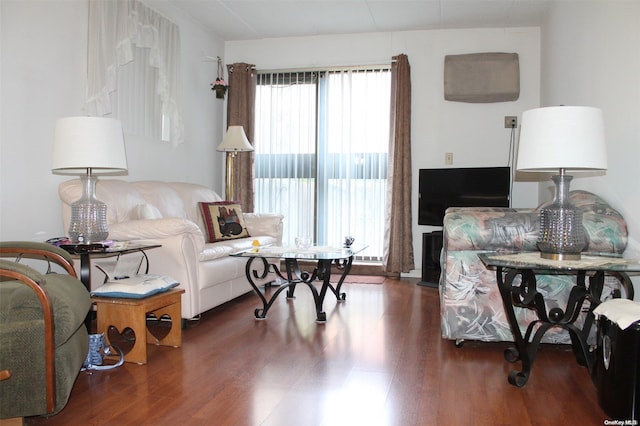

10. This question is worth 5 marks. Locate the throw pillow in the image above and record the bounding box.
[199,201,250,242]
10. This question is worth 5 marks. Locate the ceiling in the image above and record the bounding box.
[166,0,553,42]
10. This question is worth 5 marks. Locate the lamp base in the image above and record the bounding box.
[68,174,108,244]
[536,174,586,260]
[539,252,582,261]
[225,152,235,201]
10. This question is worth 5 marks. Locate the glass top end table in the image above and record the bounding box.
[478,251,638,387]
[479,251,640,273]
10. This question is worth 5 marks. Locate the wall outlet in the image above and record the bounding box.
[445,152,453,165]
[504,116,517,128]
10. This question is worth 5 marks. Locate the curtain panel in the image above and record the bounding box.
[226,63,257,211]
[383,54,414,273]
[86,0,183,145]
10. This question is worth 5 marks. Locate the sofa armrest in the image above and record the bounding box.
[0,241,76,277]
[443,208,539,252]
[0,256,90,416]
[105,220,206,319]
[0,259,45,284]
[582,211,628,254]
[243,213,284,246]
[108,218,205,249]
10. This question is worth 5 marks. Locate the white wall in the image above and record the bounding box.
[4,2,634,282]
[226,27,541,276]
[540,1,640,293]
[0,0,226,242]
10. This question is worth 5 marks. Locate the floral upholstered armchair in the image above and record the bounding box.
[439,190,630,345]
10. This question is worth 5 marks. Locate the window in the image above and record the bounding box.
[254,68,390,260]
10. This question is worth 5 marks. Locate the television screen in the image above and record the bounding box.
[418,167,510,226]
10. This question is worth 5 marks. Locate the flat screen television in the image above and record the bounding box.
[418,167,510,226]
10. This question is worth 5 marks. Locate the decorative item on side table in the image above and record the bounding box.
[217,125,254,201]
[51,117,128,244]
[344,236,355,248]
[210,56,228,99]
[517,106,607,260]
[295,236,312,249]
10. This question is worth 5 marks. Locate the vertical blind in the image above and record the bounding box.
[254,67,390,260]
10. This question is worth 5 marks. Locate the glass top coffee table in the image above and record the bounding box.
[231,245,367,322]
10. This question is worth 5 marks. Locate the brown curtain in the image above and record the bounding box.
[226,62,257,211]
[383,54,414,273]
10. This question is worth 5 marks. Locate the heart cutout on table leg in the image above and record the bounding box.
[107,325,136,355]
[146,313,172,343]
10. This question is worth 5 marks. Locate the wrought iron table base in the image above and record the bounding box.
[496,267,634,387]
[244,255,354,322]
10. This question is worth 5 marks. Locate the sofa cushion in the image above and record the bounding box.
[59,179,147,225]
[167,182,222,232]
[199,243,234,261]
[199,236,280,261]
[199,201,250,242]
[133,181,187,219]
[244,213,285,244]
[134,203,163,220]
[223,236,278,252]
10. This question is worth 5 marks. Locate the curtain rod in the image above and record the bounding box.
[257,63,392,74]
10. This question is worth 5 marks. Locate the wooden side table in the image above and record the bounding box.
[92,288,185,365]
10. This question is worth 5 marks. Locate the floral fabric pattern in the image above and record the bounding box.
[440,191,628,344]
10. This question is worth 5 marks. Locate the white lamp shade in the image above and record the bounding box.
[217,125,254,152]
[52,116,128,175]
[516,106,607,172]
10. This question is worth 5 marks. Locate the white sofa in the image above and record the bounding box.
[58,179,284,320]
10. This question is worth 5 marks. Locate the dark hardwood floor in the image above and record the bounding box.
[26,277,610,425]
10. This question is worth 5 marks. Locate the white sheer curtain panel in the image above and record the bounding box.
[255,68,390,260]
[318,69,390,260]
[254,72,318,246]
[86,0,183,145]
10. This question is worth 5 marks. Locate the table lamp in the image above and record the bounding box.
[52,117,128,244]
[516,106,607,260]
[216,125,254,201]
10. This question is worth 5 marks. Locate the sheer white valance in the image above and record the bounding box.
[86,0,183,145]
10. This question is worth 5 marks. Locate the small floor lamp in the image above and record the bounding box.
[516,106,607,260]
[216,126,254,201]
[52,117,128,244]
